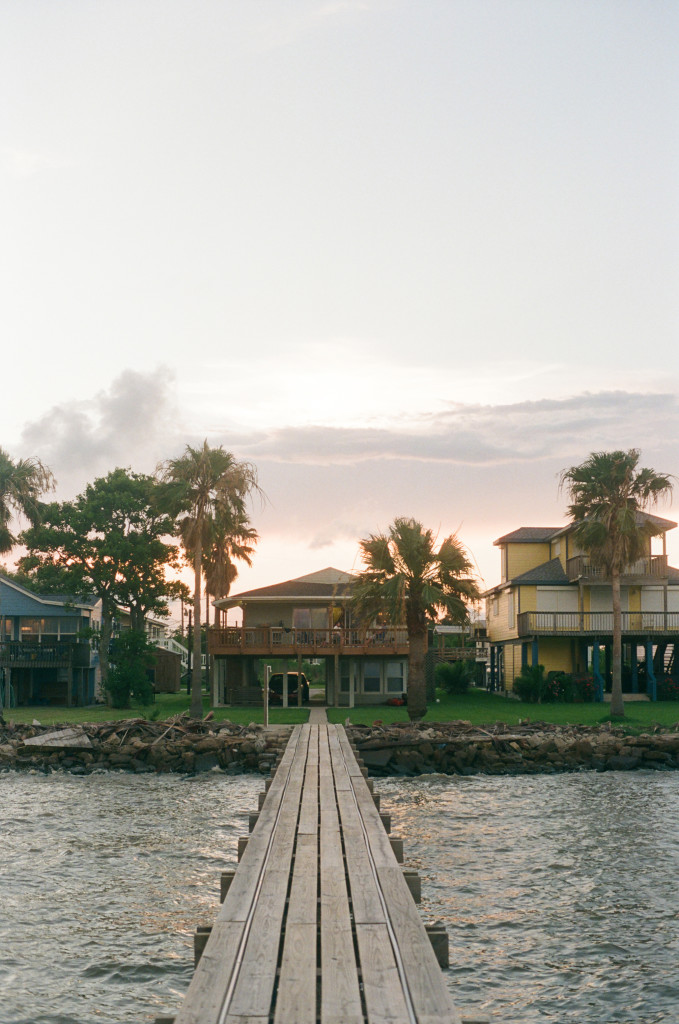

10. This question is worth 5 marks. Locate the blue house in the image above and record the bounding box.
[0,576,100,708]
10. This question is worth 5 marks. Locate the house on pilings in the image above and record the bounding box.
[484,514,679,698]
[207,568,411,706]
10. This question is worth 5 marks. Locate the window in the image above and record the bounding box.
[363,662,381,693]
[508,593,515,628]
[386,661,405,693]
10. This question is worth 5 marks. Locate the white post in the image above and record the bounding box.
[349,661,355,709]
[283,670,288,708]
[264,665,271,728]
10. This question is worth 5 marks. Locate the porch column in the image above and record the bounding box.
[349,659,355,709]
[489,646,496,692]
[631,645,639,694]
[297,652,303,707]
[592,643,604,702]
[645,640,657,701]
[334,653,339,707]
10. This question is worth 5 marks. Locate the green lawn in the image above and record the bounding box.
[5,688,678,732]
[3,691,310,727]
[326,689,679,731]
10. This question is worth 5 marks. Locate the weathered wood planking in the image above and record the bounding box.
[171,722,460,1024]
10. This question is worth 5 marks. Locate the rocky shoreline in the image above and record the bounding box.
[0,715,289,775]
[350,719,679,776]
[1,715,679,776]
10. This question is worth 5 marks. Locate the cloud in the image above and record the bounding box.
[20,367,181,496]
[230,391,679,468]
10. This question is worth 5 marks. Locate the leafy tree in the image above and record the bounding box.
[353,517,479,720]
[20,469,183,689]
[161,442,260,717]
[560,449,673,717]
[0,447,54,554]
[106,629,156,708]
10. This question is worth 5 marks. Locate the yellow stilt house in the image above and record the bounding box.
[485,516,679,698]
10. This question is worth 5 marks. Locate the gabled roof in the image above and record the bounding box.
[483,557,569,596]
[551,510,677,539]
[510,557,570,586]
[0,574,99,610]
[215,568,356,608]
[493,527,560,546]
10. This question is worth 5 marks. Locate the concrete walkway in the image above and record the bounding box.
[308,706,329,724]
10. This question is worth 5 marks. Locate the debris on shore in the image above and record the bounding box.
[0,714,289,775]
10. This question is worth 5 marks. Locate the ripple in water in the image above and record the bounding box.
[1,770,678,1022]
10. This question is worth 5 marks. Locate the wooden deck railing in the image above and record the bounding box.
[517,610,679,636]
[566,554,668,581]
[0,640,90,667]
[208,625,409,655]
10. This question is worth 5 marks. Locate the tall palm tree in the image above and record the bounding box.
[0,447,54,554]
[560,449,673,717]
[162,442,260,717]
[354,517,479,720]
[202,511,258,626]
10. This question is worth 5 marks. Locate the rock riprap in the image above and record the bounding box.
[348,719,679,776]
[0,714,289,775]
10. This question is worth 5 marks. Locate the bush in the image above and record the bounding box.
[543,671,575,703]
[434,660,473,695]
[657,675,679,701]
[105,630,155,709]
[573,673,596,702]
[512,664,546,703]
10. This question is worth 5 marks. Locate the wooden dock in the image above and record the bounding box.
[165,722,462,1024]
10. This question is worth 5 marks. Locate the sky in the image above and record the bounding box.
[2,0,678,607]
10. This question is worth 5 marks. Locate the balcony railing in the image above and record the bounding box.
[0,640,91,667]
[208,625,409,655]
[517,611,679,636]
[566,555,668,581]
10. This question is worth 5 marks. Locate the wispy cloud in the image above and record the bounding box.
[230,391,679,468]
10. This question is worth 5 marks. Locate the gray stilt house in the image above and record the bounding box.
[208,568,410,706]
[0,575,99,708]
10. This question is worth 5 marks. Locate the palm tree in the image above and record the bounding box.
[560,449,673,717]
[202,511,258,626]
[353,517,479,720]
[0,447,54,554]
[162,442,260,717]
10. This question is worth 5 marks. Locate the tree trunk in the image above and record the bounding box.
[407,626,428,720]
[99,604,113,702]
[191,539,203,718]
[610,568,625,717]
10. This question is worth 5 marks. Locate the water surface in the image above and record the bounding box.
[1,769,677,1022]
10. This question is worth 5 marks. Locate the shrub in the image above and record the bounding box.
[512,664,546,703]
[657,675,679,701]
[543,671,575,703]
[435,659,473,695]
[573,673,596,702]
[105,630,156,708]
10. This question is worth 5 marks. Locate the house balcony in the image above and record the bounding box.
[208,625,409,658]
[0,641,91,669]
[566,554,668,582]
[517,611,679,638]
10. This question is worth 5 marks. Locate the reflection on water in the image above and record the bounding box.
[1,770,678,1022]
[382,771,679,1023]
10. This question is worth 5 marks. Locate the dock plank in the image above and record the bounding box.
[172,722,462,1024]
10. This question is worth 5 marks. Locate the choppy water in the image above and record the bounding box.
[1,769,677,1023]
